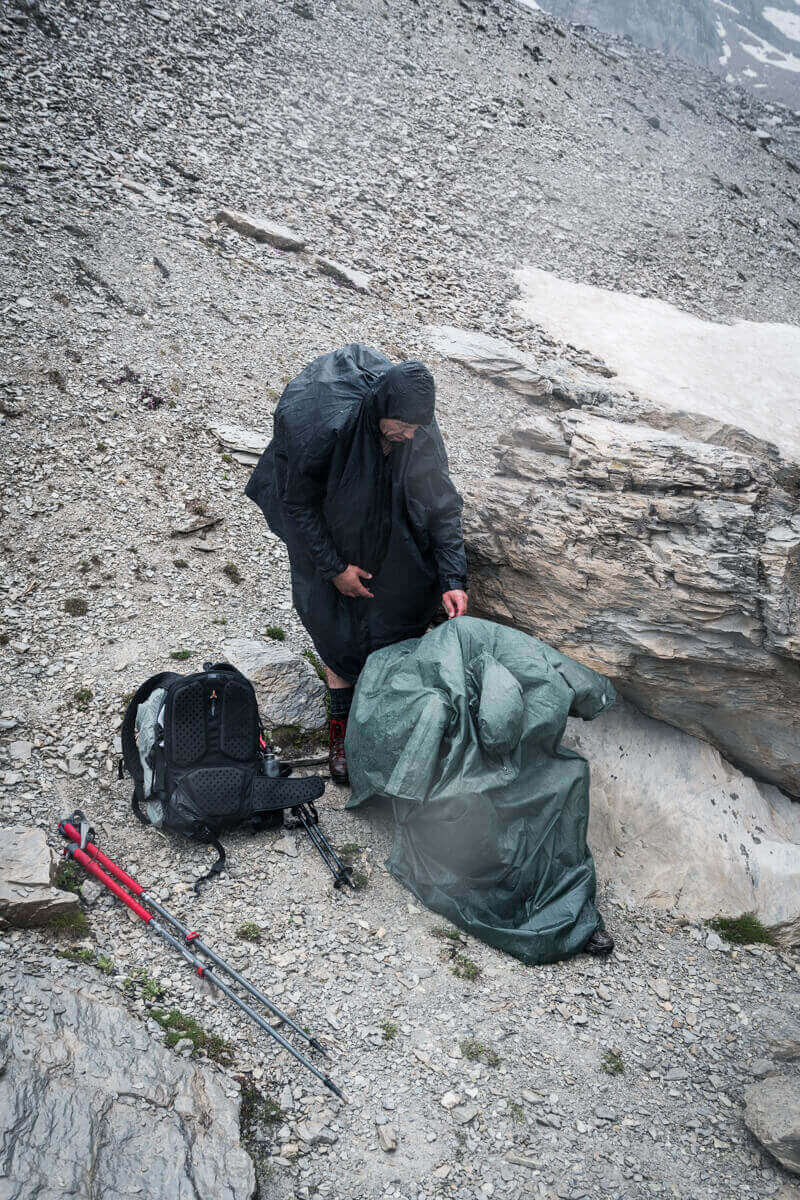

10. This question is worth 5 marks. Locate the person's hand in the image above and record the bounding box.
[333,564,374,598]
[442,590,468,618]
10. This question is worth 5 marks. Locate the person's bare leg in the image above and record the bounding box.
[324,666,352,690]
[323,663,352,786]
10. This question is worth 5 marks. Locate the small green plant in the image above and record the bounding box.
[223,562,243,584]
[236,922,262,943]
[265,626,285,641]
[460,1037,500,1066]
[123,969,165,1001]
[173,558,189,569]
[450,953,481,982]
[707,912,776,946]
[58,946,95,965]
[47,909,90,937]
[170,649,193,661]
[151,1008,232,1062]
[508,1100,524,1121]
[431,925,465,945]
[64,596,88,617]
[381,1019,398,1042]
[601,1048,625,1075]
[54,859,84,894]
[301,648,325,682]
[240,1082,284,1147]
[212,616,228,625]
[73,687,93,710]
[96,954,116,976]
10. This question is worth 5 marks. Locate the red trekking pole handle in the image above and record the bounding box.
[59,820,144,896]
[63,843,152,924]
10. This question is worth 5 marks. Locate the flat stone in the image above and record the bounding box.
[216,209,306,251]
[377,1125,398,1152]
[451,1103,480,1125]
[7,741,32,761]
[314,256,370,293]
[0,826,81,929]
[649,978,671,1002]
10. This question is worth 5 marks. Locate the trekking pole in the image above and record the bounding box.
[58,820,343,1099]
[59,815,328,1057]
[289,803,354,889]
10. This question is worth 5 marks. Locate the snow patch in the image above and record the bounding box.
[513,267,800,462]
[763,7,800,41]
[738,23,800,70]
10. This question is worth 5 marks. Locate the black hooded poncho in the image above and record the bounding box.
[245,344,468,682]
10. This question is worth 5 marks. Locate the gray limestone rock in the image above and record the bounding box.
[215,208,306,251]
[0,963,255,1199]
[314,256,370,293]
[744,1075,800,1175]
[430,325,800,798]
[222,638,327,730]
[0,826,80,929]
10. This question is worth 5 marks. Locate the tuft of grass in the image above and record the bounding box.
[265,625,285,641]
[431,921,482,978]
[223,562,243,584]
[301,648,325,682]
[240,1081,283,1136]
[508,1100,524,1122]
[381,1019,398,1042]
[460,1037,500,1066]
[151,1008,232,1063]
[170,649,193,661]
[54,859,84,894]
[431,925,465,946]
[96,954,116,976]
[173,558,189,569]
[236,922,262,943]
[212,616,227,625]
[64,596,88,617]
[707,912,776,946]
[46,909,90,937]
[600,1048,625,1075]
[450,953,481,982]
[58,946,95,965]
[73,687,93,710]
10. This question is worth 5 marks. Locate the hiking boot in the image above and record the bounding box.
[583,927,615,957]
[329,717,349,786]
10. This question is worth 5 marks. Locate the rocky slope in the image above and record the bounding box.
[2,2,800,1198]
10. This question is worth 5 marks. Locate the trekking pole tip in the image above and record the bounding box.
[309,1036,329,1057]
[324,1077,345,1101]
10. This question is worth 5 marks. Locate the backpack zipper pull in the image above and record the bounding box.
[210,689,217,717]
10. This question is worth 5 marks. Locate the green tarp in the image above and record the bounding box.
[346,617,616,964]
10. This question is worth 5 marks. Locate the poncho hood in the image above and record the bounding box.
[372,361,435,426]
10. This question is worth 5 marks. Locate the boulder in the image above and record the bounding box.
[428,325,800,797]
[0,963,255,1199]
[744,1075,800,1175]
[215,208,306,251]
[0,826,80,929]
[222,638,327,730]
[565,699,800,928]
[210,421,268,466]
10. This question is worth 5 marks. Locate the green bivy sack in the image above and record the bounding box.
[346,617,616,965]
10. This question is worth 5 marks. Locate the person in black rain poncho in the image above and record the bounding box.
[245,345,468,784]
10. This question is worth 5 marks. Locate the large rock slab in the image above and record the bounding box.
[0,825,80,929]
[216,208,306,251]
[429,325,800,796]
[0,963,255,1199]
[744,1075,800,1175]
[222,638,327,730]
[565,699,800,927]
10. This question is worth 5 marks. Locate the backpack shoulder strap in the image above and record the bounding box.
[120,672,181,821]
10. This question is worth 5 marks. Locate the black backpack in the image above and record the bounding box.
[120,662,324,888]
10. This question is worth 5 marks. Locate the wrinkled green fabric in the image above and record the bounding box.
[346,617,616,964]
